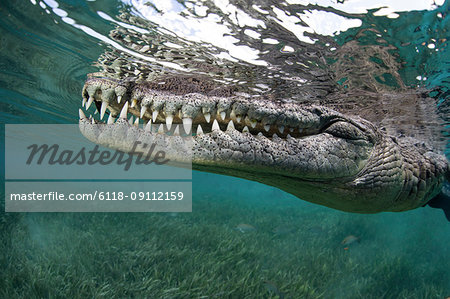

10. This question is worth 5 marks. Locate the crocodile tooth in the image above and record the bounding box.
[107,114,115,124]
[120,102,129,118]
[152,110,159,121]
[134,117,139,127]
[94,109,98,115]
[140,106,147,118]
[264,124,270,132]
[131,99,137,108]
[173,126,180,136]
[91,117,95,124]
[236,116,242,123]
[289,127,294,132]
[212,119,220,131]
[82,97,86,107]
[100,101,108,120]
[245,116,257,128]
[257,132,264,138]
[158,124,165,134]
[242,126,249,133]
[166,115,173,130]
[114,86,127,103]
[144,122,152,132]
[272,133,279,139]
[196,125,204,135]
[230,109,236,119]
[86,96,94,109]
[226,120,235,131]
[79,109,87,119]
[183,117,192,134]
[129,115,134,125]
[279,125,285,133]
[219,111,226,120]
[204,112,211,123]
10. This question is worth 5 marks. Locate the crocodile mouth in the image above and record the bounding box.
[80,77,328,140]
[79,75,373,184]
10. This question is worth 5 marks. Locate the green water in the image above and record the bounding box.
[1,0,449,298]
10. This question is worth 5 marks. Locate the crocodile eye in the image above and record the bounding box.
[324,121,367,140]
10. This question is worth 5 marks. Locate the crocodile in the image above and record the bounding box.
[78,75,449,217]
[78,6,449,218]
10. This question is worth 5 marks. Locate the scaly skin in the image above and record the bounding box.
[79,76,448,213]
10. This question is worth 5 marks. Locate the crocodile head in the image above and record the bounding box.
[79,76,448,213]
